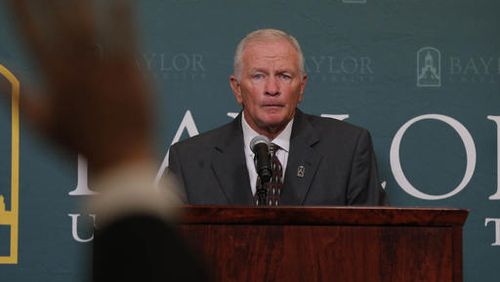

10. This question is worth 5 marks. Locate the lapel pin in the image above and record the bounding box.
[297,165,305,178]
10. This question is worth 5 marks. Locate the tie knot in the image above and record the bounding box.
[269,143,279,156]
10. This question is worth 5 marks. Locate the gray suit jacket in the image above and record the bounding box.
[167,110,385,205]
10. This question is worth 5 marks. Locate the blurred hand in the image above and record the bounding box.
[7,0,153,177]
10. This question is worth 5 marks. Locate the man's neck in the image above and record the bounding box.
[243,114,293,140]
[241,112,294,143]
[260,126,285,140]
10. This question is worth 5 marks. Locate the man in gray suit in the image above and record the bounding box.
[168,28,385,206]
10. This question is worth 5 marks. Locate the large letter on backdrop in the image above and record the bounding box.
[68,156,98,196]
[390,114,476,200]
[156,110,200,183]
[487,115,500,200]
[485,218,500,246]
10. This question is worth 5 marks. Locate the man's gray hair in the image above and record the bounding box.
[233,28,305,80]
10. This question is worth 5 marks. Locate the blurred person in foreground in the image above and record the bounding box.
[168,29,385,206]
[2,0,206,281]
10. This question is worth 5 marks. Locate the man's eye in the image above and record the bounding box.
[252,74,265,79]
[278,74,292,80]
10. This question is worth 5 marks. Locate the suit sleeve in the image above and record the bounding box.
[347,129,386,206]
[166,144,188,203]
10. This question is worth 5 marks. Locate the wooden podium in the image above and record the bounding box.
[178,206,468,282]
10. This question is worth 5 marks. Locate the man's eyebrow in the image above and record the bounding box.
[249,68,267,73]
[247,67,296,74]
[276,69,297,75]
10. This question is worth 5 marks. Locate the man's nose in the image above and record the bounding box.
[264,77,280,96]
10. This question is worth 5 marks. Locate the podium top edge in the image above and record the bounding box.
[179,205,469,226]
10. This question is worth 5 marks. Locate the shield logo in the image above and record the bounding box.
[0,65,20,264]
[417,47,441,87]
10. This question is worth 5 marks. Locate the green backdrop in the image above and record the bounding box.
[1,1,499,281]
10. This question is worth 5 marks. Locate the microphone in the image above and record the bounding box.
[250,135,272,183]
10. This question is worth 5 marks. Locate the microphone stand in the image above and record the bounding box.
[256,179,268,206]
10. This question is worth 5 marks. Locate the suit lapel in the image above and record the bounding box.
[211,115,254,205]
[281,111,322,205]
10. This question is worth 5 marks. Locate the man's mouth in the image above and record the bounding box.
[262,104,284,108]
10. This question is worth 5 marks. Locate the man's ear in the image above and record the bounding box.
[298,74,308,102]
[229,75,243,105]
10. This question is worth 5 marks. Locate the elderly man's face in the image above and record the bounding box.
[230,39,307,138]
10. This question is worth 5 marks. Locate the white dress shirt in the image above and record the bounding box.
[241,112,293,195]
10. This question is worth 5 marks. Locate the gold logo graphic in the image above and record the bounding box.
[0,64,19,264]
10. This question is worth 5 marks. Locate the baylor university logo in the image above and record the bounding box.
[417,47,441,87]
[0,65,20,264]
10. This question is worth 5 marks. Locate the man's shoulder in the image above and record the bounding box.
[301,112,368,136]
[170,119,238,151]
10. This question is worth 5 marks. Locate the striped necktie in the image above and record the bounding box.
[255,143,283,206]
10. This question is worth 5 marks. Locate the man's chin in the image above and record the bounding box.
[257,117,289,132]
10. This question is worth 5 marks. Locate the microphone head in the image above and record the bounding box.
[250,135,270,153]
